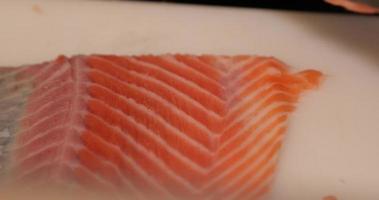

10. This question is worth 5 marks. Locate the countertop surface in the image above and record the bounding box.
[1,1,379,199]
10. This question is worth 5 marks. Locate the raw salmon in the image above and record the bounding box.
[0,54,323,200]
[325,0,379,14]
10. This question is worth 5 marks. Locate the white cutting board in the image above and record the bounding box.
[1,1,379,199]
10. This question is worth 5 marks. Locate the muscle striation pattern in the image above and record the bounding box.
[0,54,323,200]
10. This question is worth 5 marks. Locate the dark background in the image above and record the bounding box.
[138,0,364,14]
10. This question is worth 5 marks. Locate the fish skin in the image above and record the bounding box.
[0,54,323,200]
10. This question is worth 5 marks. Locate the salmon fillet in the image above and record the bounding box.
[0,55,323,200]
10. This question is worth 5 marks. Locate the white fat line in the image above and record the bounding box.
[51,57,85,180]
[88,99,206,187]
[187,55,227,77]
[228,67,282,101]
[220,98,291,149]
[1,62,71,113]
[231,57,288,77]
[243,58,287,76]
[224,74,297,126]
[227,56,259,74]
[129,57,225,109]
[216,56,232,72]
[88,73,214,155]
[222,89,295,138]
[227,161,276,200]
[231,56,259,71]
[0,65,36,80]
[224,82,274,121]
[12,160,55,181]
[17,94,72,124]
[163,55,224,91]
[204,124,284,187]
[13,117,83,155]
[226,57,266,86]
[215,151,278,200]
[11,141,61,167]
[229,71,276,103]
[123,80,215,140]
[1,60,69,98]
[194,55,228,73]
[0,81,72,111]
[243,177,274,200]
[28,64,72,96]
[14,146,90,186]
[85,139,175,200]
[16,110,85,148]
[92,56,222,119]
[0,61,70,111]
[88,68,217,140]
[214,115,287,168]
[13,155,82,184]
[88,89,211,173]
[226,57,280,89]
[11,125,66,151]
[8,130,80,173]
[219,57,260,101]
[21,81,74,115]
[28,75,72,100]
[87,112,196,196]
[16,109,68,136]
[227,139,283,190]
[76,144,146,199]
[217,55,257,74]
[71,55,91,81]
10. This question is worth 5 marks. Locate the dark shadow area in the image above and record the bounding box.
[135,0,379,15]
[136,0,379,66]
[284,12,379,66]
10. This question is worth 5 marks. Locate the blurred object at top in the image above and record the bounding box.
[137,0,378,15]
[325,0,379,14]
